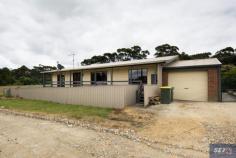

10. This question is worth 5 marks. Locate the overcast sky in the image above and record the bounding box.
[0,0,235,69]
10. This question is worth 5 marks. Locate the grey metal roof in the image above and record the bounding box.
[42,55,178,73]
[164,58,221,68]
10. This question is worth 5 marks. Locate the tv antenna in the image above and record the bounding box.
[68,53,76,68]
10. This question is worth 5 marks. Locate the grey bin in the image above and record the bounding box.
[160,87,174,104]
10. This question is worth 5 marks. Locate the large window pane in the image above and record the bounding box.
[132,70,137,80]
[141,69,147,84]
[91,72,95,85]
[91,71,107,85]
[142,69,147,76]
[129,68,147,84]
[97,72,107,84]
[137,69,142,82]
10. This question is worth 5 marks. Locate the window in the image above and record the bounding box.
[129,69,147,84]
[151,74,157,84]
[91,71,107,85]
[91,72,95,84]
[57,74,65,87]
[73,72,81,87]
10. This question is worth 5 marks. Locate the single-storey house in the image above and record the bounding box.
[41,55,221,106]
[7,56,221,108]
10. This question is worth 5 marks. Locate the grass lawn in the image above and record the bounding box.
[0,98,113,119]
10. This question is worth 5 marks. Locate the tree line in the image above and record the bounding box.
[0,65,56,86]
[81,44,236,65]
[0,44,235,87]
[81,46,150,65]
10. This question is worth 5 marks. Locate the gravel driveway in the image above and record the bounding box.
[138,101,236,157]
[0,112,170,158]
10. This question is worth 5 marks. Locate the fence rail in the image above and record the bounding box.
[43,80,142,87]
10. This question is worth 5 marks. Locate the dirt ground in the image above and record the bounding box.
[0,112,171,158]
[0,101,236,158]
[137,101,236,157]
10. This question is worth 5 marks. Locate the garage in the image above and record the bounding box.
[163,58,222,102]
[168,71,208,101]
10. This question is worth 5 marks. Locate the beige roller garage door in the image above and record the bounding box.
[168,71,208,101]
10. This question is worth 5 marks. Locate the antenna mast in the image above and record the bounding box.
[69,53,76,68]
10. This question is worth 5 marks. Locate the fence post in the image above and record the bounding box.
[42,73,45,87]
[70,71,71,87]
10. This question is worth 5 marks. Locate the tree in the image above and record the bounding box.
[81,45,150,65]
[91,55,108,64]
[154,44,179,57]
[81,59,92,66]
[15,76,34,85]
[179,52,191,60]
[212,47,236,65]
[190,52,212,59]
[0,65,57,86]
[0,68,14,85]
[31,65,56,84]
[221,65,236,90]
[12,65,43,85]
[81,54,111,65]
[12,65,31,81]
[131,46,150,59]
[103,52,118,62]
[117,48,132,61]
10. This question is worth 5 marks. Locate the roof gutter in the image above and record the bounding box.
[163,64,222,70]
[41,57,178,74]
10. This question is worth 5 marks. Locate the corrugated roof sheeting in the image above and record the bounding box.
[164,58,221,68]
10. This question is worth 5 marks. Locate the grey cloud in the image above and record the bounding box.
[0,0,235,68]
[223,7,236,17]
[30,0,80,18]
